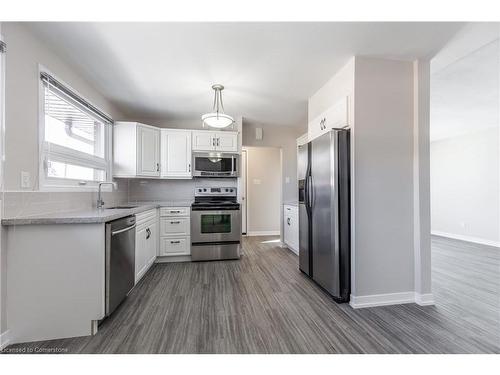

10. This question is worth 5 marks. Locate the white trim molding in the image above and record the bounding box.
[350,291,435,309]
[415,293,435,306]
[432,231,500,248]
[0,330,10,350]
[246,231,280,236]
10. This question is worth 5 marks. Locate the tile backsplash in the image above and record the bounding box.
[1,178,238,218]
[126,178,238,202]
[1,180,128,218]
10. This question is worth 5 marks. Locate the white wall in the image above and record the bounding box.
[245,146,281,235]
[431,127,500,246]
[0,22,127,342]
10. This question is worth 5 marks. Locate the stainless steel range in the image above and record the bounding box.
[191,187,241,261]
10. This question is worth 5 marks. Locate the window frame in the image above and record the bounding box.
[38,65,113,191]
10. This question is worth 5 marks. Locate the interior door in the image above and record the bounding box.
[161,130,192,178]
[137,125,160,176]
[240,149,247,234]
[311,131,340,297]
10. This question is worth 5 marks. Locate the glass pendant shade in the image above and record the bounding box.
[201,84,234,129]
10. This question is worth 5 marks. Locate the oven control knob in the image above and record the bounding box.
[203,188,207,192]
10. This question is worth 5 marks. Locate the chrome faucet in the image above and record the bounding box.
[97,182,117,209]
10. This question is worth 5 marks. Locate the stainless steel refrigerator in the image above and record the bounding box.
[298,129,351,303]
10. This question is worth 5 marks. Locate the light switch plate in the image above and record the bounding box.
[21,171,31,189]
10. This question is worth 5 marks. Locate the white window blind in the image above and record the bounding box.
[40,70,113,189]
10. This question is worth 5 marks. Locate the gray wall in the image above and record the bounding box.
[2,22,125,191]
[431,127,500,244]
[308,57,420,299]
[353,57,415,297]
[242,121,305,204]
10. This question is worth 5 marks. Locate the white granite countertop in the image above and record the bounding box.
[128,200,193,207]
[283,201,299,207]
[1,204,160,226]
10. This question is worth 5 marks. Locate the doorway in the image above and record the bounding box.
[429,30,499,328]
[242,146,282,237]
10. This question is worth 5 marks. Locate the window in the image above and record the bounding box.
[39,68,113,190]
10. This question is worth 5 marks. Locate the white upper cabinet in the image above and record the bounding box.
[192,130,238,153]
[192,131,215,151]
[216,132,238,152]
[161,129,192,179]
[113,122,160,178]
[137,125,161,177]
[308,96,349,141]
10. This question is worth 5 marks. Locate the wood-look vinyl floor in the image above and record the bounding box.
[6,235,500,353]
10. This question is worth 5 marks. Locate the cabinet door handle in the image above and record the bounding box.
[287,218,291,226]
[212,138,216,147]
[217,138,220,147]
[146,228,151,239]
[188,163,191,172]
[170,240,180,244]
[170,210,181,213]
[170,221,181,224]
[156,163,160,171]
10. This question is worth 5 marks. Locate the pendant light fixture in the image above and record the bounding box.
[201,84,234,129]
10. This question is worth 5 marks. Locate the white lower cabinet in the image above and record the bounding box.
[135,209,158,283]
[283,205,299,254]
[158,206,191,258]
[160,237,190,256]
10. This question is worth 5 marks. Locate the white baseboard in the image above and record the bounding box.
[350,291,435,309]
[432,231,500,248]
[246,231,280,236]
[415,292,435,306]
[0,330,10,350]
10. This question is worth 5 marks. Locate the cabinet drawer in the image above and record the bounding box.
[160,207,190,217]
[160,236,190,256]
[136,209,158,226]
[160,217,190,236]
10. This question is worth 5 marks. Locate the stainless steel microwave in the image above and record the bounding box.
[192,152,239,178]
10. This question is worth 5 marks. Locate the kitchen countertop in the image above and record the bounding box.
[1,200,196,226]
[283,202,299,207]
[1,204,160,226]
[129,200,193,207]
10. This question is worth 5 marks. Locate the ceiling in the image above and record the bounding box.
[27,22,465,128]
[431,38,499,141]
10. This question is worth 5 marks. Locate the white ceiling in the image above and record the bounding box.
[27,22,465,128]
[431,38,499,141]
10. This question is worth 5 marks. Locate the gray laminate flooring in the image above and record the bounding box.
[5,235,500,353]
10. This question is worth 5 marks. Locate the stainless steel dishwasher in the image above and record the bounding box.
[105,215,136,316]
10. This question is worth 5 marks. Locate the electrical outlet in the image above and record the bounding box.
[21,171,31,189]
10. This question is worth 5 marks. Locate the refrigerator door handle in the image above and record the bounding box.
[308,175,314,208]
